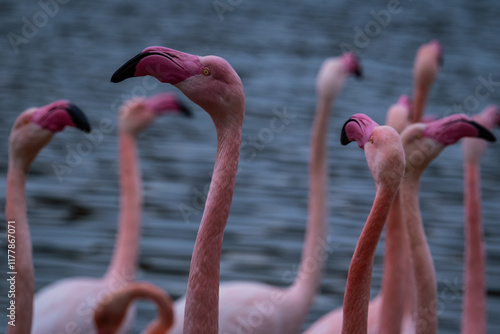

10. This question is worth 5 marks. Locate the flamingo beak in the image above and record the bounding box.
[354,67,363,79]
[340,118,360,145]
[178,100,193,118]
[468,120,496,142]
[66,103,92,133]
[111,52,151,83]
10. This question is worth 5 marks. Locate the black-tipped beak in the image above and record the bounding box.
[355,67,363,79]
[470,120,496,142]
[340,118,359,145]
[111,52,151,83]
[66,104,91,133]
[178,100,193,118]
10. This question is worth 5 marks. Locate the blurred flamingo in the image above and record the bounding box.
[5,101,90,334]
[399,114,496,334]
[412,40,443,123]
[32,93,189,333]
[461,105,500,334]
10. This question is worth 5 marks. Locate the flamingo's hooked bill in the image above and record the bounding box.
[110,52,151,83]
[66,103,92,133]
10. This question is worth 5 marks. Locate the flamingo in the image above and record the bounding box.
[305,98,411,334]
[338,114,406,334]
[93,281,174,334]
[111,48,361,333]
[461,105,500,334]
[32,93,189,333]
[412,40,443,123]
[5,101,91,334]
[111,46,245,334]
[399,114,496,334]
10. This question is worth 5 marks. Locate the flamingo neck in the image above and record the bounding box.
[412,84,430,123]
[5,164,34,334]
[341,186,397,334]
[400,176,438,334]
[106,132,142,282]
[287,95,332,324]
[183,121,242,334]
[462,162,486,334]
[129,283,174,333]
[378,191,409,333]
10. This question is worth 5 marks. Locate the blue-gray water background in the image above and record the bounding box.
[1,0,500,332]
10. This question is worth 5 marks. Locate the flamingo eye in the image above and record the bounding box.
[417,133,423,139]
[370,136,374,144]
[202,67,211,76]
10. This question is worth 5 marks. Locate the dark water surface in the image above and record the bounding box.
[1,0,500,332]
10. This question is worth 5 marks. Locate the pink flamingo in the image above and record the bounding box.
[112,46,245,334]
[5,101,90,334]
[412,40,443,123]
[32,93,189,333]
[461,105,500,334]
[112,48,361,333]
[339,114,406,334]
[93,281,174,334]
[399,114,496,334]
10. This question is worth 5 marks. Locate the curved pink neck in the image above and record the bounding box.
[5,164,34,334]
[378,192,410,333]
[462,162,486,334]
[106,133,142,282]
[183,123,242,334]
[341,186,397,334]
[128,283,173,333]
[286,95,331,324]
[400,178,438,334]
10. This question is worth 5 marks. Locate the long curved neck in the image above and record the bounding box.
[378,192,409,333]
[106,132,142,282]
[128,283,173,333]
[184,121,242,334]
[341,186,396,334]
[5,163,34,334]
[400,176,438,334]
[462,162,486,334]
[286,96,332,323]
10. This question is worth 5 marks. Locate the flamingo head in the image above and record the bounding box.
[463,105,500,164]
[341,52,362,78]
[341,113,405,191]
[9,100,90,171]
[428,39,443,67]
[402,114,495,177]
[341,113,379,149]
[111,46,244,125]
[119,92,192,136]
